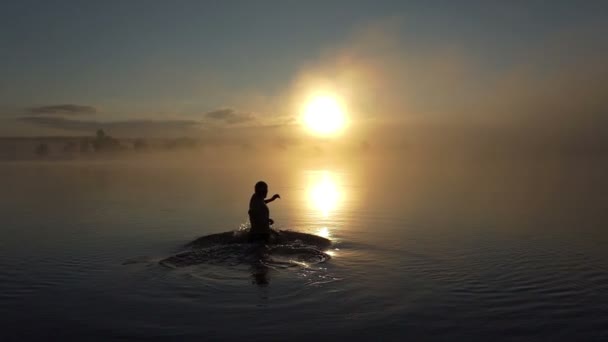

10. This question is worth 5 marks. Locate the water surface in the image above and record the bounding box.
[1,157,607,340]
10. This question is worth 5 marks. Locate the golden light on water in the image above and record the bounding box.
[316,226,331,239]
[305,170,348,250]
[308,171,341,217]
[302,95,347,136]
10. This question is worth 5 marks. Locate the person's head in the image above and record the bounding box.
[254,181,268,197]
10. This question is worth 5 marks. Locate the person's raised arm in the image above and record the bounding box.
[264,194,280,204]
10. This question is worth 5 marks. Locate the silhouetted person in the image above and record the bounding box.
[248,181,280,242]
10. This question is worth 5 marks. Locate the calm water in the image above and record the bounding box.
[1,156,607,341]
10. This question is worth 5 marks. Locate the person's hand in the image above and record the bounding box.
[271,194,281,200]
[269,218,275,225]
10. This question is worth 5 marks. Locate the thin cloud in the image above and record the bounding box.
[204,108,255,124]
[19,116,202,137]
[26,104,97,116]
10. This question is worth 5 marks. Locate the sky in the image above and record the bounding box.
[1,0,607,147]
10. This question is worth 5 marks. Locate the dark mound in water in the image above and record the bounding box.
[185,229,332,249]
[159,229,332,268]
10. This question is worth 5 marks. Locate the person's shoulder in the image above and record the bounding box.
[250,193,262,205]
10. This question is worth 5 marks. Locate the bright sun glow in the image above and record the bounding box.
[302,95,347,135]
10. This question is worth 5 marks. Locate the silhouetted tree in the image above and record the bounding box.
[35,143,49,157]
[133,138,148,151]
[92,129,122,152]
[96,129,106,140]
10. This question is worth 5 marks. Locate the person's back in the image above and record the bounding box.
[249,192,269,234]
[248,181,280,242]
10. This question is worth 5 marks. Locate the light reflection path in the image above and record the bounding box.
[316,227,331,239]
[305,170,344,245]
[308,170,341,217]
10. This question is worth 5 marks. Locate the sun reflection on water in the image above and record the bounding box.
[308,171,341,218]
[316,227,331,239]
[325,249,338,257]
[305,170,345,245]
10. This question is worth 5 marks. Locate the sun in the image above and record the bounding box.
[302,95,347,135]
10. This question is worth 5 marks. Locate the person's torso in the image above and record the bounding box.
[248,194,269,232]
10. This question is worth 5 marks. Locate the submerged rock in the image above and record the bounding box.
[160,229,332,268]
[185,229,332,249]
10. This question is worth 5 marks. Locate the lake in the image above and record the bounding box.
[1,155,607,341]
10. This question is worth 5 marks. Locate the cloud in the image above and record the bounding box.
[19,116,202,137]
[26,104,97,116]
[204,108,255,124]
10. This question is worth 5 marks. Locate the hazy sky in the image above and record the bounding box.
[1,0,607,139]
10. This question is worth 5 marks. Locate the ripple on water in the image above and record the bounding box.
[119,229,341,310]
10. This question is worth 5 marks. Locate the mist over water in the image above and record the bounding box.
[2,1,608,339]
[1,150,607,340]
